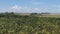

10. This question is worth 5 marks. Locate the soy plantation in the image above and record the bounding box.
[0,14,60,34]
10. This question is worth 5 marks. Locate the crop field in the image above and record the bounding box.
[0,14,60,34]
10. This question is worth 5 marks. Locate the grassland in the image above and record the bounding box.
[0,13,60,34]
[39,14,60,18]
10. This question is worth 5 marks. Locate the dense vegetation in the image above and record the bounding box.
[0,13,60,34]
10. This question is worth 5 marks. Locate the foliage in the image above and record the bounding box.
[0,13,60,34]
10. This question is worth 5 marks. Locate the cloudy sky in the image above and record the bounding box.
[0,0,60,13]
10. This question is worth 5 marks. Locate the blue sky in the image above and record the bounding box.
[0,0,60,13]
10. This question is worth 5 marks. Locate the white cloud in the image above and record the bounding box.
[9,5,32,13]
[34,8,39,10]
[1,4,60,13]
[11,5,22,10]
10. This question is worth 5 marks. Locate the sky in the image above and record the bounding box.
[0,0,60,13]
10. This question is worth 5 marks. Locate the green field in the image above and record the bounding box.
[0,13,60,34]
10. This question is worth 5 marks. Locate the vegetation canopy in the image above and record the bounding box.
[0,12,60,34]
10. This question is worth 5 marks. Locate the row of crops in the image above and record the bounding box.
[0,14,60,34]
